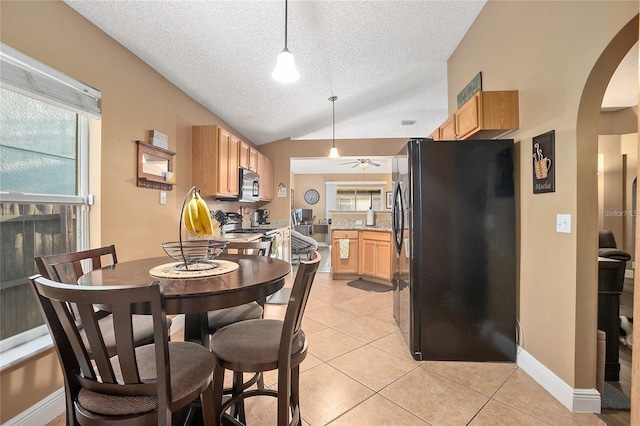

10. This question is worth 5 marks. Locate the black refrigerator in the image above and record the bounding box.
[392,138,516,362]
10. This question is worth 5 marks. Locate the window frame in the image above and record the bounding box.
[0,45,97,369]
[0,118,91,370]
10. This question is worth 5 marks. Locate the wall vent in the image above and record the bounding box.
[401,120,416,126]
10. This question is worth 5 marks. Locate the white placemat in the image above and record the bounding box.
[149,260,239,279]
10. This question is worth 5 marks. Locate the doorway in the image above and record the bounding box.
[579,14,638,422]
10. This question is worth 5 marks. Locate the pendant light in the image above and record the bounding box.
[328,96,339,158]
[272,0,300,83]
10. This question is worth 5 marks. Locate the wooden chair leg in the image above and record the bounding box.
[233,372,246,423]
[64,386,76,426]
[213,364,225,424]
[291,365,300,411]
[277,367,290,426]
[257,371,265,390]
[200,382,215,426]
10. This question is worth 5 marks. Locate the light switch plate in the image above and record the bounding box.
[160,191,167,205]
[556,213,571,233]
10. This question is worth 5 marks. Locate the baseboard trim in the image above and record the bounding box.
[517,347,601,413]
[5,387,65,425]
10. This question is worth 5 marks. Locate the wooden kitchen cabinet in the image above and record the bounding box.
[331,230,359,275]
[191,125,240,198]
[455,90,519,140]
[427,115,456,141]
[439,115,457,140]
[257,152,274,201]
[239,140,259,172]
[359,230,392,280]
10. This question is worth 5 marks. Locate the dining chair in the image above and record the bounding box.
[203,240,274,393]
[34,245,170,357]
[29,275,216,426]
[204,240,273,342]
[210,251,321,426]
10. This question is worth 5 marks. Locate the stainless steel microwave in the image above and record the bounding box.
[239,168,259,202]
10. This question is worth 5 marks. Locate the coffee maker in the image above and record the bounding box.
[251,209,270,227]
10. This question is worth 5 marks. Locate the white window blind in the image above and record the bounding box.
[0,43,101,117]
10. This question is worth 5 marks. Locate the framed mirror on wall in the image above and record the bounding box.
[136,140,175,190]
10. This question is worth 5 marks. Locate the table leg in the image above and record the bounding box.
[184,312,208,345]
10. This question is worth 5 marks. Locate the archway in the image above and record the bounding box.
[576,13,638,418]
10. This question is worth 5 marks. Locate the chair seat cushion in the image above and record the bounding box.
[79,314,172,357]
[210,319,306,371]
[207,302,263,331]
[77,341,214,416]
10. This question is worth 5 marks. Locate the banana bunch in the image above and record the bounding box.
[183,190,215,237]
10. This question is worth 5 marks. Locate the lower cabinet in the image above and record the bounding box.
[331,229,392,282]
[331,230,359,275]
[359,231,392,281]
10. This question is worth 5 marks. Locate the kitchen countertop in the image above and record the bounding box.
[330,218,392,231]
[331,226,392,232]
[217,233,263,242]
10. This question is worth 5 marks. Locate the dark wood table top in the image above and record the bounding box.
[77,255,291,315]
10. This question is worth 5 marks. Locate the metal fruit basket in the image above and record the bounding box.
[161,240,227,271]
[161,186,226,271]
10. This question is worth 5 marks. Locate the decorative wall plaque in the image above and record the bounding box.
[532,130,555,194]
[457,72,482,108]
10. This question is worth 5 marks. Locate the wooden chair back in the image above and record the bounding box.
[35,245,117,284]
[281,251,321,360]
[29,275,171,425]
[223,240,272,256]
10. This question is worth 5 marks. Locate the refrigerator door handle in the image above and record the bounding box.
[392,183,404,255]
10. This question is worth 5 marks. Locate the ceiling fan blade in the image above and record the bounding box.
[340,161,356,165]
[351,163,359,168]
[370,162,381,166]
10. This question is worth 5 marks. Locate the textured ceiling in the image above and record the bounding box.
[64,1,637,175]
[64,0,488,145]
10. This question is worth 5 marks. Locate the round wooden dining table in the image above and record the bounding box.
[77,254,291,343]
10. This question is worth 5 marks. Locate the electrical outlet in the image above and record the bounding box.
[355,220,363,225]
[556,214,571,233]
[160,191,167,205]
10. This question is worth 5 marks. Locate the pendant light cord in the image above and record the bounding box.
[284,0,289,50]
[329,95,337,148]
[332,99,335,147]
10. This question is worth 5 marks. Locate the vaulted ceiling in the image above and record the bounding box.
[65,1,637,174]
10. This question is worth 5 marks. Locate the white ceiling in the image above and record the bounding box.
[64,0,487,145]
[64,1,637,174]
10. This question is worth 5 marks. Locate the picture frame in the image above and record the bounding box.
[386,191,393,209]
[532,130,555,194]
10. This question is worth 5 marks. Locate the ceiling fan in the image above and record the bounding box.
[340,158,384,169]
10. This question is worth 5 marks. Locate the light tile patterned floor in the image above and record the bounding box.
[252,271,607,426]
[47,267,609,425]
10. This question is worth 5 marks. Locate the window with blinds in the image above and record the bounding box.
[0,43,100,364]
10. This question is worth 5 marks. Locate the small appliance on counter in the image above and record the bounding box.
[221,212,243,233]
[220,210,279,243]
[251,209,270,227]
